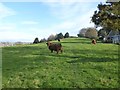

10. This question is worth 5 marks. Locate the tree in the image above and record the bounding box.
[55,33,64,40]
[98,28,108,38]
[40,38,47,43]
[33,37,39,44]
[85,27,98,39]
[47,34,55,41]
[64,32,69,38]
[91,1,120,33]
[78,28,88,37]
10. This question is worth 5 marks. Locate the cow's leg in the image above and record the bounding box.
[56,49,59,54]
[51,50,53,53]
[60,48,63,53]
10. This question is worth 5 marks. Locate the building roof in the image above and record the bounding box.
[107,30,119,37]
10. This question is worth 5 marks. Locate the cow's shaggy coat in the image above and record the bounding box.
[92,39,96,44]
[46,42,63,54]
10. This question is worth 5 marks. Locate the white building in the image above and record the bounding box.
[112,35,120,44]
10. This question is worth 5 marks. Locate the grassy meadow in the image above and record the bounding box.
[2,38,119,88]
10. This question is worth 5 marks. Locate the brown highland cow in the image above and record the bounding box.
[46,42,63,54]
[92,39,96,44]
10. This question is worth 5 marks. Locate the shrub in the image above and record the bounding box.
[33,37,39,44]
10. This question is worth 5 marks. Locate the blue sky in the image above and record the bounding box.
[0,0,105,42]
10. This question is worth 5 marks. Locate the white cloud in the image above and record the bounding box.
[0,23,17,31]
[0,26,15,31]
[21,21,39,25]
[52,21,75,30]
[0,31,35,42]
[21,2,97,40]
[40,2,97,36]
[0,3,16,19]
[1,0,106,2]
[40,0,105,3]
[0,2,98,42]
[42,1,98,21]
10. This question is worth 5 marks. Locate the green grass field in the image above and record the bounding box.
[2,38,119,88]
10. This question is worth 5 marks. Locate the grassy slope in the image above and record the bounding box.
[2,38,119,88]
[0,48,2,89]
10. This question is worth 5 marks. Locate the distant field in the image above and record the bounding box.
[2,38,119,88]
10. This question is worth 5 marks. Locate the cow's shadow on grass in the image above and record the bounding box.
[62,41,91,44]
[66,56,118,63]
[32,48,118,63]
[33,53,118,63]
[42,50,118,63]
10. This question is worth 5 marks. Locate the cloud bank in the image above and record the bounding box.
[0,1,99,42]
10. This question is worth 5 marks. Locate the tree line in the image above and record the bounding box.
[33,32,69,44]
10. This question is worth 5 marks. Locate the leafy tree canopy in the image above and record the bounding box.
[85,27,98,39]
[33,37,39,44]
[55,33,64,40]
[64,32,69,38]
[91,1,120,31]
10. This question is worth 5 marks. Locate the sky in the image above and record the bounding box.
[0,0,106,42]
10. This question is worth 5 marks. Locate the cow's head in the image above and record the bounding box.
[46,41,52,47]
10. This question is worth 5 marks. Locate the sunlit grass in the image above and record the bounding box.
[2,38,119,88]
